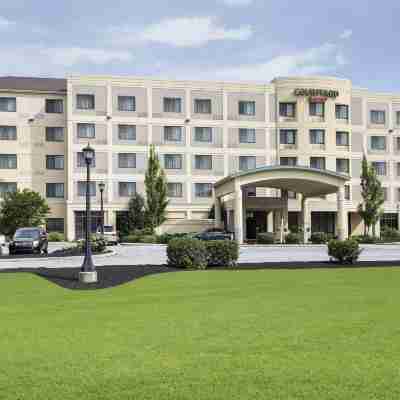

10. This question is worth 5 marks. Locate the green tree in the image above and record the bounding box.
[357,155,385,236]
[128,193,146,231]
[144,145,169,231]
[0,189,50,236]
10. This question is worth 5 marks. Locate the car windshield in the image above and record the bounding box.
[104,226,113,233]
[15,229,39,239]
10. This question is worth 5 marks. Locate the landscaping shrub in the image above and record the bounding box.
[47,232,65,242]
[256,232,275,244]
[381,227,400,242]
[351,235,378,244]
[139,235,157,244]
[167,237,207,269]
[205,240,239,267]
[285,232,302,244]
[310,232,328,244]
[157,232,189,244]
[328,239,362,264]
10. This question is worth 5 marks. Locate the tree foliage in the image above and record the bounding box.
[0,189,50,236]
[357,155,385,236]
[128,193,146,231]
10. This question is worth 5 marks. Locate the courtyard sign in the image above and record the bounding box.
[294,88,339,98]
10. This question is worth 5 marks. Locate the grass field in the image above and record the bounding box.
[1,268,400,399]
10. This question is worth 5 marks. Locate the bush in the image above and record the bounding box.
[167,238,207,269]
[256,232,275,244]
[351,235,378,244]
[75,235,107,254]
[310,232,328,244]
[381,227,400,242]
[47,232,65,242]
[328,239,362,264]
[285,232,302,244]
[205,240,239,267]
[140,235,157,244]
[157,232,189,244]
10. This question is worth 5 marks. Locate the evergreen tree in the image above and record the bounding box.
[358,154,385,236]
[144,145,168,231]
[127,193,146,231]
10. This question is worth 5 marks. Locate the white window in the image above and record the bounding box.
[310,129,325,144]
[0,182,17,197]
[164,126,182,142]
[118,153,136,168]
[164,154,182,169]
[45,99,63,113]
[195,155,212,170]
[119,182,136,197]
[76,94,95,110]
[336,131,349,146]
[46,127,64,142]
[239,156,256,171]
[194,99,211,114]
[0,154,17,169]
[335,104,349,120]
[77,123,95,139]
[279,102,296,117]
[371,110,385,124]
[46,183,64,198]
[239,128,256,144]
[336,158,349,174]
[77,181,96,197]
[309,101,324,117]
[118,125,136,141]
[280,129,296,145]
[310,157,325,170]
[0,97,16,112]
[195,127,212,143]
[46,155,64,170]
[0,126,16,140]
[163,97,182,113]
[280,157,297,166]
[77,152,96,168]
[372,161,387,176]
[167,182,183,198]
[239,101,256,116]
[195,183,212,198]
[370,136,386,150]
[118,96,135,112]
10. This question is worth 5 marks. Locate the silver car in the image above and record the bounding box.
[97,225,119,245]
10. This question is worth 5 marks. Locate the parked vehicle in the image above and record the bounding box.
[193,229,232,241]
[9,228,48,255]
[97,225,119,245]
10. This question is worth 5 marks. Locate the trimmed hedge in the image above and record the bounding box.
[205,240,239,267]
[47,232,65,242]
[256,232,275,244]
[310,232,331,244]
[328,239,361,264]
[285,232,302,244]
[167,238,208,269]
[381,227,400,242]
[157,232,190,244]
[351,235,379,244]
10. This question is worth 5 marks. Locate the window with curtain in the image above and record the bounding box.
[239,128,256,144]
[336,158,349,174]
[370,136,386,150]
[344,185,351,200]
[46,155,64,170]
[309,101,324,117]
[195,183,212,198]
[46,183,64,198]
[194,99,212,114]
[310,157,326,170]
[118,125,136,141]
[45,99,63,113]
[163,97,182,113]
[46,127,64,142]
[372,161,387,176]
[195,127,212,143]
[118,153,136,168]
[238,101,256,116]
[0,126,16,140]
[370,110,386,124]
[77,181,96,196]
[164,154,182,169]
[280,157,297,166]
[164,126,182,142]
[118,96,136,112]
[195,155,212,170]
[0,97,16,112]
[76,94,95,110]
[46,218,64,233]
[310,129,325,144]
[77,152,96,168]
[77,123,95,139]
[239,156,256,171]
[0,182,17,197]
[279,102,296,117]
[335,104,349,120]
[0,154,17,169]
[336,131,349,146]
[167,182,183,198]
[118,182,136,197]
[280,129,296,145]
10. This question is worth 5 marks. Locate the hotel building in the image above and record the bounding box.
[0,75,399,242]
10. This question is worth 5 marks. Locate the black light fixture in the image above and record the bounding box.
[99,182,105,235]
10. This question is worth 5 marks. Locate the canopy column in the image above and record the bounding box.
[301,194,311,243]
[336,186,348,240]
[234,187,244,244]
[214,195,223,229]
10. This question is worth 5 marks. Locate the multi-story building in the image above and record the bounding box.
[1,75,400,241]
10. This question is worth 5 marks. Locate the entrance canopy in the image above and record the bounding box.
[214,166,350,198]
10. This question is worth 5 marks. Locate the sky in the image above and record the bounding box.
[0,0,399,91]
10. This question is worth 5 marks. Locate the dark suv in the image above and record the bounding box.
[9,228,48,255]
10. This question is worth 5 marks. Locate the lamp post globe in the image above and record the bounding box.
[99,182,105,235]
[79,143,97,284]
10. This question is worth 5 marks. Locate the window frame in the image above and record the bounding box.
[0,97,16,112]
[0,125,17,140]
[45,99,64,114]
[310,157,326,170]
[195,155,213,170]
[370,110,386,125]
[194,99,212,114]
[194,127,213,143]
[280,129,296,145]
[279,102,296,118]
[309,129,325,145]
[46,155,64,170]
[77,181,96,197]
[238,101,256,116]
[46,183,65,198]
[370,136,386,151]
[76,94,95,110]
[118,153,136,169]
[0,154,17,169]
[163,97,182,113]
[336,158,350,174]
[239,155,257,171]
[77,123,96,139]
[164,126,183,142]
[336,131,349,146]
[309,101,325,117]
[239,128,256,144]
[164,154,183,170]
[335,104,349,120]
[118,124,136,141]
[46,127,64,142]
[117,96,136,112]
[118,182,136,197]
[167,182,183,198]
[195,183,213,198]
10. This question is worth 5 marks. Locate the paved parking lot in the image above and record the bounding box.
[1,243,400,270]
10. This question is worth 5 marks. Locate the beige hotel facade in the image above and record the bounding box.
[1,74,400,242]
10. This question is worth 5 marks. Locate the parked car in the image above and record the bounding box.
[9,228,48,255]
[193,229,232,241]
[97,225,119,245]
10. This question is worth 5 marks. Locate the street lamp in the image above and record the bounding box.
[79,143,97,284]
[99,182,105,235]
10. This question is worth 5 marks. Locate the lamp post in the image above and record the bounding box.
[79,143,97,284]
[99,182,105,235]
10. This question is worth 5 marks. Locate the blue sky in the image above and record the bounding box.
[0,0,399,91]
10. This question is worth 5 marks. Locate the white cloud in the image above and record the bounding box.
[0,16,15,29]
[109,17,253,47]
[340,29,353,39]
[220,0,253,6]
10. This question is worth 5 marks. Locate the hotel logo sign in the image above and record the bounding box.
[294,88,339,98]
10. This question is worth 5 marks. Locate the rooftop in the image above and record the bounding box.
[0,76,66,93]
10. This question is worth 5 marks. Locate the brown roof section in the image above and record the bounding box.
[0,76,67,93]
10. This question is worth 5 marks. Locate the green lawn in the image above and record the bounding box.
[1,268,400,399]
